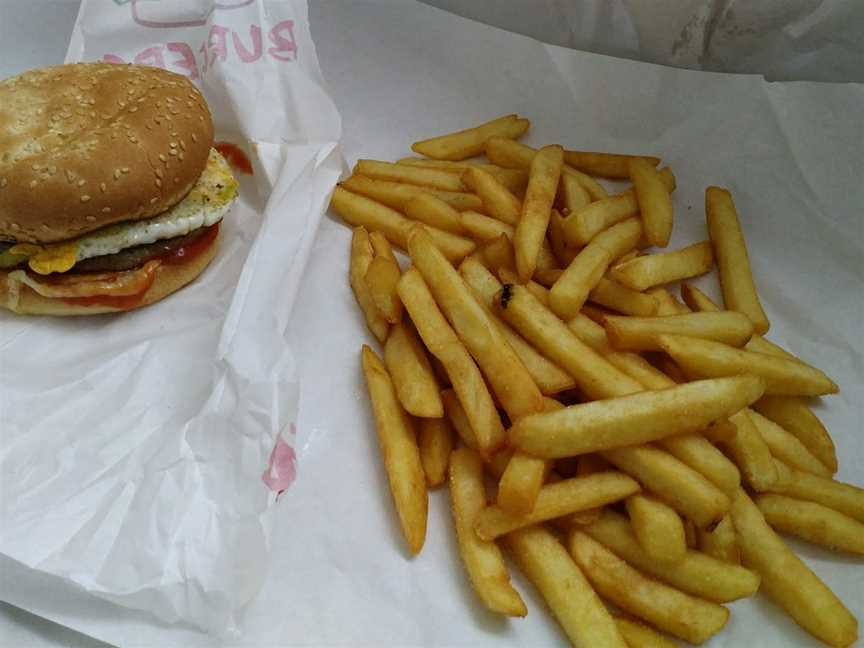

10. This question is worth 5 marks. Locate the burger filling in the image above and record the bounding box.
[1,148,237,308]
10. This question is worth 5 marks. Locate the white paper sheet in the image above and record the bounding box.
[1,1,862,646]
[0,0,341,636]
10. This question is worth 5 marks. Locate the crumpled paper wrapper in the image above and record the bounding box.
[0,0,341,634]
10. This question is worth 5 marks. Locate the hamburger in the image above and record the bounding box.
[0,63,238,315]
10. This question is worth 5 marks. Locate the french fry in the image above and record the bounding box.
[697,514,739,563]
[408,225,544,421]
[509,375,765,458]
[331,187,476,263]
[496,398,564,515]
[485,136,608,200]
[660,434,741,495]
[629,157,672,247]
[397,269,505,457]
[476,234,516,273]
[561,168,675,246]
[680,282,722,313]
[607,351,677,390]
[418,417,453,487]
[515,144,563,281]
[397,158,529,194]
[609,241,714,291]
[706,187,770,333]
[462,166,521,225]
[476,472,640,539]
[563,150,661,179]
[548,208,579,266]
[550,218,643,318]
[448,448,527,616]
[581,509,760,602]
[589,277,658,316]
[365,232,403,323]
[730,489,857,647]
[560,170,590,213]
[361,345,428,554]
[340,175,483,212]
[755,493,864,555]
[604,311,754,351]
[684,518,698,548]
[613,616,678,648]
[567,531,730,644]
[497,267,550,306]
[442,389,477,450]
[533,267,564,287]
[649,286,691,316]
[412,114,530,160]
[565,454,609,526]
[601,445,731,528]
[566,312,613,352]
[657,334,838,396]
[748,410,831,477]
[724,410,778,492]
[459,210,514,241]
[764,462,864,524]
[505,526,628,648]
[404,193,467,235]
[349,226,389,342]
[626,493,687,565]
[753,395,837,473]
[384,321,443,417]
[355,159,465,191]
[494,284,644,400]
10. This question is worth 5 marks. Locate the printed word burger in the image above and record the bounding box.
[0,63,238,315]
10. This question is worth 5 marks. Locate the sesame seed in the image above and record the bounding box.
[0,179,6,188]
[29,180,37,188]
[150,197,158,204]
[179,140,186,150]
[129,107,138,113]
[40,224,51,230]
[85,215,96,222]
[129,136,138,143]
[169,149,178,156]
[155,168,163,178]
[191,133,198,143]
[78,179,86,187]
[169,141,177,148]
[158,154,167,162]
[155,179,162,188]
[100,183,106,192]
[121,167,130,174]
[179,152,184,161]
[102,207,111,213]
[31,163,40,170]
[81,195,91,202]
[11,223,20,230]
[114,169,121,180]
[48,166,57,174]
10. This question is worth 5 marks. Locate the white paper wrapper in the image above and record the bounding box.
[0,0,341,635]
[1,1,862,647]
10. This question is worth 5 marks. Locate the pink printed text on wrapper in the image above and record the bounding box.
[103,22,297,79]
[262,425,298,496]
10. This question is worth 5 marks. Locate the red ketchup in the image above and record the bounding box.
[214,141,253,175]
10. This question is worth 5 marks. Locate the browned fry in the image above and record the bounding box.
[724,410,778,492]
[462,166,521,225]
[515,145,564,281]
[355,159,466,191]
[604,311,755,351]
[404,193,467,235]
[418,417,453,487]
[629,157,672,247]
[589,278,658,316]
[365,231,403,323]
[340,174,483,212]
[697,515,740,563]
[609,241,714,292]
[563,150,661,179]
[548,208,580,266]
[753,395,837,474]
[349,226,389,342]
[412,114,530,160]
[383,321,443,418]
[749,410,831,477]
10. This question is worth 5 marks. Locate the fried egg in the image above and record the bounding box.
[9,148,238,275]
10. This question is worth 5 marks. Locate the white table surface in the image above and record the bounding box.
[0,2,861,647]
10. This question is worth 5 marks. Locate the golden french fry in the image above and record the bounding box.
[565,454,609,526]
[548,208,580,266]
[355,159,465,191]
[412,114,530,160]
[533,267,564,287]
[755,493,864,555]
[496,398,564,515]
[560,170,590,213]
[331,187,476,263]
[703,419,738,444]
[509,375,765,458]
[613,616,678,648]
[649,286,691,315]
[441,389,476,449]
[730,489,857,647]
[418,417,453,487]
[749,410,831,477]
[660,433,741,496]
[563,150,661,179]
[404,193,467,235]
[765,462,864,524]
[476,234,516,273]
[448,447,527,616]
[629,157,672,247]
[601,445,731,528]
[589,277,658,316]
[706,187,770,333]
[505,526,628,648]
[341,175,483,212]
[515,145,564,281]
[607,351,676,390]
[361,345,428,554]
[684,518,698,548]
[567,531,729,644]
[657,334,838,396]
[581,509,759,602]
[459,210,513,241]
[753,395,837,474]
[626,493,687,565]
[498,267,550,306]
[462,166,521,225]
[680,282,721,313]
[566,312,612,352]
[494,284,644,399]
[397,269,505,457]
[724,410,778,492]
[397,158,528,194]
[697,515,739,563]
[365,232,403,323]
[477,472,640,539]
[349,226,389,342]
[384,321,443,418]
[604,311,754,351]
[609,241,713,291]
[408,225,544,421]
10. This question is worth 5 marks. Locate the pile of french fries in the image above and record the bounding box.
[329,114,863,648]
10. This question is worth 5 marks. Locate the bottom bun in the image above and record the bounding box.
[0,232,219,316]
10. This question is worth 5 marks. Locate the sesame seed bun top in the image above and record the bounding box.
[0,63,214,244]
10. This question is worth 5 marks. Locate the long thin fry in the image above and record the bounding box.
[413,114,530,160]
[515,145,563,281]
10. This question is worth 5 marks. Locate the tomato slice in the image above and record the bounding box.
[214,142,253,175]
